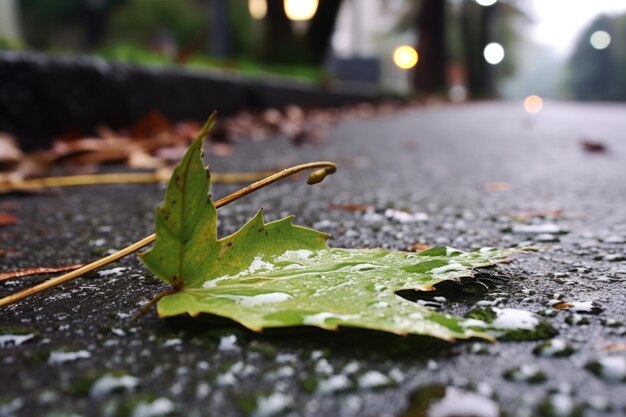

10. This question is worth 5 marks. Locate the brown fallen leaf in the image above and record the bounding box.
[209,142,234,157]
[0,249,21,258]
[483,182,511,192]
[0,263,84,282]
[285,105,305,122]
[55,128,83,143]
[0,133,22,167]
[551,301,574,310]
[329,203,372,212]
[12,151,56,179]
[127,150,165,169]
[597,342,626,353]
[129,110,172,138]
[2,101,414,185]
[154,145,188,162]
[60,147,132,167]
[262,108,283,128]
[51,136,131,158]
[0,213,18,226]
[582,139,607,153]
[173,120,202,141]
[355,102,376,119]
[407,243,431,252]
[292,127,326,147]
[510,209,564,220]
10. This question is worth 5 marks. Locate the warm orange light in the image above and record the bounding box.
[524,95,544,113]
[393,46,419,70]
[284,0,319,21]
[248,0,267,20]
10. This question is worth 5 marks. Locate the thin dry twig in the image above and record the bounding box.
[0,170,279,194]
[0,264,84,282]
[0,161,337,308]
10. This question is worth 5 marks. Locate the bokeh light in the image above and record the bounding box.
[524,95,544,113]
[483,43,505,65]
[248,0,267,20]
[589,30,611,50]
[475,0,498,6]
[393,46,419,70]
[284,0,319,21]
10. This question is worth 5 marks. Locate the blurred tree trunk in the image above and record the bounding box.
[259,0,301,64]
[413,0,447,95]
[568,15,616,100]
[305,0,343,65]
[462,2,497,98]
[210,0,231,58]
[83,4,107,49]
[260,0,343,66]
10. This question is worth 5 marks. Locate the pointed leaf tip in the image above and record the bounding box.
[140,119,217,287]
[196,111,218,143]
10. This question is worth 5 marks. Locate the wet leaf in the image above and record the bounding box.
[141,129,523,340]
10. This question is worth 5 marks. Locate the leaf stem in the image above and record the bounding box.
[0,161,337,308]
[133,288,179,319]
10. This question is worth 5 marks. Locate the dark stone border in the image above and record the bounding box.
[0,51,378,150]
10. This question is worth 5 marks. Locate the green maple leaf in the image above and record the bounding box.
[140,124,522,341]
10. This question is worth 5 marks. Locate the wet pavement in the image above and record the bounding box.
[1,101,626,417]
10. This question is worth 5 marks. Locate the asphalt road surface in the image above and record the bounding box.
[1,101,626,417]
